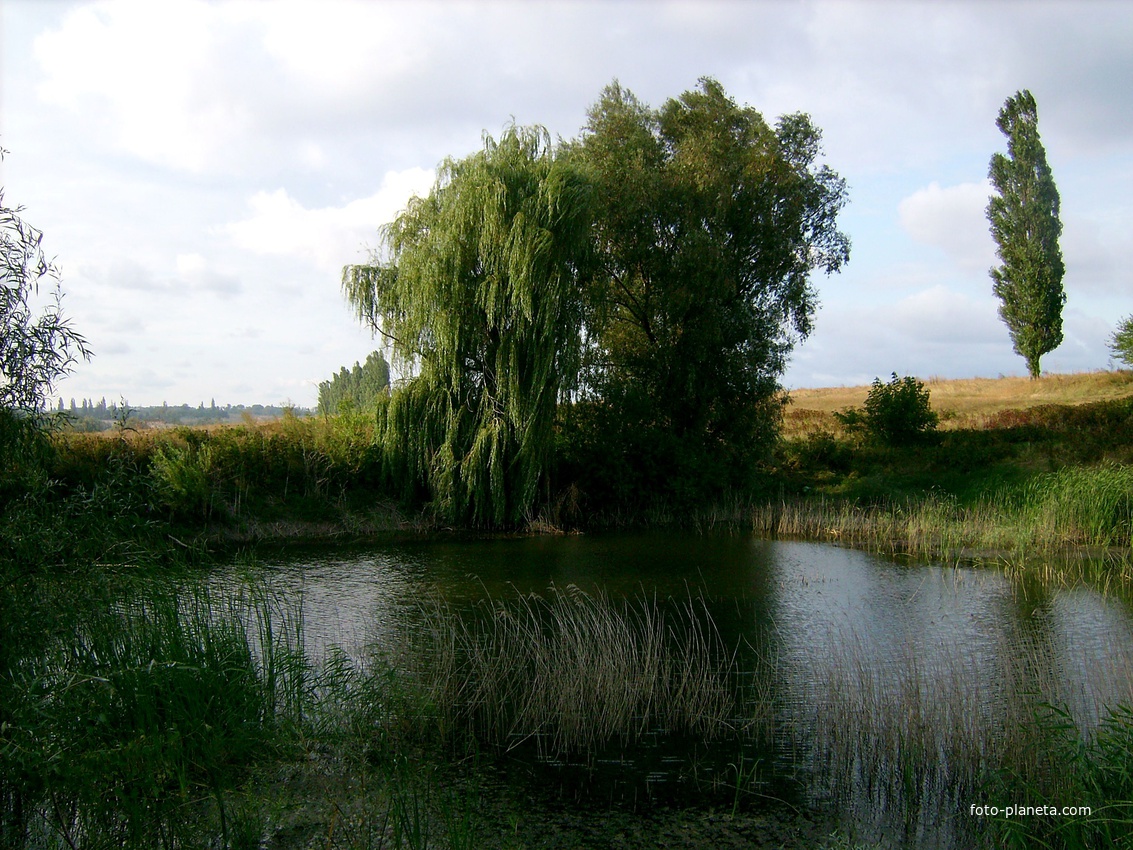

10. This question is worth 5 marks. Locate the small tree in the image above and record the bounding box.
[1,148,90,415]
[1110,317,1133,367]
[987,90,1065,379]
[836,373,938,447]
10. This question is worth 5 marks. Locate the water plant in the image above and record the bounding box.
[0,578,307,849]
[401,585,747,758]
[986,701,1133,849]
[780,614,1133,849]
[754,461,1133,585]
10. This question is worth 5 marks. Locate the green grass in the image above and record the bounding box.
[987,702,1133,849]
[0,571,488,850]
[752,463,1133,588]
[0,576,310,848]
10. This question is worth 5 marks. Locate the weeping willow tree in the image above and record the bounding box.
[342,127,592,526]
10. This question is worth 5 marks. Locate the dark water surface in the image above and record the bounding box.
[220,534,1133,846]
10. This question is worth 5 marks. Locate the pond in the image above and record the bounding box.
[223,534,1133,848]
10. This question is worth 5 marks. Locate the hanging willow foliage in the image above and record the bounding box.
[343,127,592,526]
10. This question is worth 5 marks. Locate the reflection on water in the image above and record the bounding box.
[216,534,1133,847]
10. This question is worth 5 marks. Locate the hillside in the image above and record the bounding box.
[784,370,1133,431]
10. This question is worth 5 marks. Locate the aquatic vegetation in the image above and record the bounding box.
[755,462,1133,586]
[0,579,310,848]
[782,619,1133,848]
[5,541,1133,848]
[0,575,485,849]
[400,586,749,758]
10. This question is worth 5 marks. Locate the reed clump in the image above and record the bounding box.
[0,573,489,850]
[399,586,745,758]
[756,463,1133,578]
[0,579,308,849]
[788,624,1133,848]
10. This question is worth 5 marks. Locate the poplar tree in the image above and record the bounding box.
[343,126,592,525]
[987,89,1065,379]
[316,350,390,415]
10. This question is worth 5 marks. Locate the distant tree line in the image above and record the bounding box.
[317,350,391,416]
[61,400,313,431]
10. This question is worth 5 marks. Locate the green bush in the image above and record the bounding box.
[838,373,938,447]
[151,440,215,519]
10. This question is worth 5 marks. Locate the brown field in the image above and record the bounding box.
[783,369,1133,435]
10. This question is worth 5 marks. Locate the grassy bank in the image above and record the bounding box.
[753,463,1133,572]
[0,411,421,573]
[2,372,1132,574]
[765,374,1133,580]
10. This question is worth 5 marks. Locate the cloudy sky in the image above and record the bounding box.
[3,0,1131,408]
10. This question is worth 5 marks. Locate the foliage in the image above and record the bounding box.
[1023,462,1133,547]
[571,78,849,502]
[317,349,391,415]
[850,372,939,447]
[0,147,90,416]
[987,90,1065,379]
[1,149,91,528]
[150,439,216,519]
[1110,316,1133,367]
[343,125,593,526]
[0,407,54,507]
[0,579,306,849]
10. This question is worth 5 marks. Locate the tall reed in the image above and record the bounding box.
[756,463,1133,577]
[399,586,744,758]
[783,620,1133,848]
[0,578,307,849]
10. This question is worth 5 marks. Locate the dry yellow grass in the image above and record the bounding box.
[783,369,1133,434]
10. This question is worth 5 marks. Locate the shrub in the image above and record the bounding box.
[837,373,938,447]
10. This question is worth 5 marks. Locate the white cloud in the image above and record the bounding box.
[223,167,435,273]
[787,283,1011,386]
[898,181,996,272]
[34,0,252,172]
[1060,213,1133,297]
[891,285,1002,345]
[256,0,433,96]
[175,253,242,296]
[99,258,164,292]
[174,253,208,278]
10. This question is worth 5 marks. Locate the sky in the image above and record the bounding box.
[2,0,1132,409]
